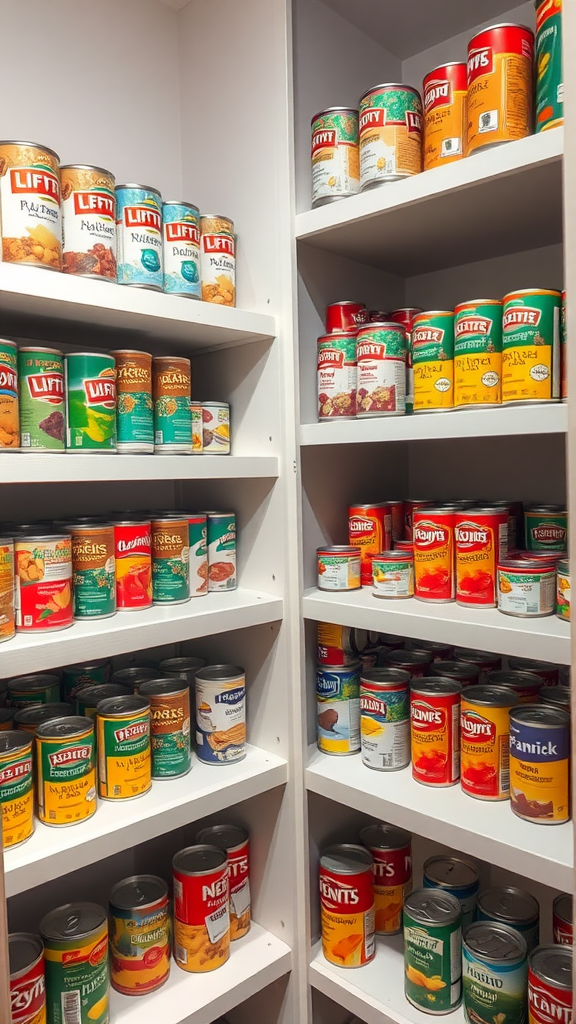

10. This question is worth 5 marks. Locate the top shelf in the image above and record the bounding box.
[295,130,563,275]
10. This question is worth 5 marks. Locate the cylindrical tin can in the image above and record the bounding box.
[359,84,423,189]
[423,63,467,169]
[14,704,73,735]
[151,515,190,605]
[196,824,250,940]
[455,507,509,607]
[202,402,230,454]
[317,622,367,667]
[195,665,246,765]
[159,656,206,685]
[460,685,519,800]
[112,666,159,691]
[463,922,528,1024]
[0,338,19,449]
[96,695,151,800]
[528,945,572,1024]
[540,686,570,712]
[75,684,131,719]
[71,523,116,620]
[560,289,567,400]
[497,557,556,617]
[487,670,543,704]
[0,538,15,642]
[36,716,96,826]
[404,888,462,1013]
[535,0,563,132]
[9,932,46,1024]
[476,886,540,951]
[114,519,152,610]
[372,550,414,598]
[387,500,405,543]
[0,141,61,270]
[320,844,375,967]
[115,183,162,289]
[349,503,391,586]
[173,845,230,972]
[410,678,462,787]
[0,708,16,731]
[404,499,434,541]
[61,164,116,279]
[423,856,479,929]
[389,312,422,415]
[188,514,208,596]
[111,349,154,453]
[7,674,61,708]
[317,545,361,591]
[413,506,456,602]
[467,25,535,155]
[65,352,117,451]
[509,705,570,824]
[360,823,411,936]
[162,200,200,297]
[40,903,109,1024]
[15,533,73,631]
[200,214,235,306]
[152,355,192,452]
[191,402,203,452]
[360,668,410,770]
[109,874,170,995]
[326,301,366,334]
[507,658,560,686]
[454,300,503,408]
[317,331,357,420]
[502,289,561,404]
[18,346,65,451]
[138,678,191,779]
[453,650,502,686]
[207,511,237,591]
[356,321,408,417]
[316,662,361,755]
[525,505,568,551]
[407,639,455,662]
[0,731,34,848]
[412,312,455,412]
[433,661,480,688]
[382,649,432,677]
[556,558,570,620]
[552,894,572,946]
[311,108,360,207]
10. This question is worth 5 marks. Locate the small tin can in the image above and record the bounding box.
[433,661,480,688]
[360,668,410,770]
[403,888,462,1013]
[207,511,237,591]
[413,506,456,602]
[116,183,163,289]
[360,823,411,935]
[497,556,556,617]
[487,670,544,704]
[153,356,192,453]
[423,62,467,169]
[191,402,203,452]
[453,648,502,684]
[15,531,73,632]
[411,678,462,787]
[159,656,206,685]
[173,845,230,972]
[7,674,61,708]
[372,550,414,598]
[0,731,34,848]
[0,141,61,270]
[349,503,392,586]
[9,932,46,1024]
[40,903,109,1024]
[454,300,503,408]
[387,500,406,543]
[320,844,375,967]
[407,639,454,661]
[0,338,19,449]
[326,301,366,334]
[61,164,116,279]
[311,108,360,207]
[202,402,230,454]
[455,508,509,607]
[507,657,560,686]
[75,683,131,719]
[14,704,73,735]
[412,312,455,412]
[509,705,570,824]
[540,686,571,712]
[65,352,117,451]
[317,622,367,667]
[556,558,570,620]
[460,685,519,800]
[162,200,200,298]
[18,346,65,450]
[36,716,96,826]
[200,214,235,305]
[0,538,15,642]
[359,84,423,189]
[463,922,528,1024]
[317,662,361,755]
[356,322,408,416]
[552,894,572,946]
[477,886,540,951]
[528,945,572,1024]
[109,874,171,995]
[317,545,361,591]
[502,289,561,405]
[96,695,151,800]
[317,331,357,420]
[71,523,116,620]
[139,678,191,779]
[383,649,433,677]
[188,514,208,596]
[111,350,154,453]
[114,519,152,610]
[467,25,535,155]
[151,515,190,605]
[423,856,479,929]
[195,665,246,764]
[196,824,250,939]
[525,505,568,551]
[535,0,563,133]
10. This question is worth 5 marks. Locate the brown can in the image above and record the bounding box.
[61,164,116,279]
[152,356,192,453]
[111,349,154,453]
[71,523,116,620]
[0,141,61,270]
[0,537,15,642]
[151,516,190,604]
[139,678,191,779]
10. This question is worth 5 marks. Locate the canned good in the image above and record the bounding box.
[349,503,391,586]
[18,346,65,450]
[535,0,563,132]
[412,312,454,412]
[76,684,131,719]
[200,401,230,455]
[200,214,235,305]
[153,355,192,452]
[36,716,96,826]
[151,516,190,604]
[191,402,203,452]
[487,670,543,704]
[360,823,411,935]
[112,666,159,691]
[14,532,72,632]
[507,657,560,686]
[403,888,462,1013]
[359,84,423,189]
[552,894,572,945]
[162,200,200,297]
[460,685,519,800]
[311,108,360,206]
[477,887,540,951]
[456,508,508,607]
[40,903,109,1024]
[560,289,567,400]
[502,290,561,404]
[139,678,191,779]
[0,141,61,269]
[0,538,15,642]
[467,25,534,155]
[0,708,16,730]
[433,661,480,688]
[159,656,206,685]
[9,933,46,1024]
[372,550,414,598]
[109,874,171,995]
[173,845,230,972]
[540,686,570,712]
[8,674,61,708]
[453,649,502,684]
[207,511,237,591]
[407,639,455,661]
[423,63,467,169]
[423,856,479,929]
[195,665,246,765]
[326,301,366,334]
[411,679,461,787]
[413,507,456,602]
[497,557,556,617]
[317,622,367,666]
[196,824,250,939]
[320,844,375,967]
[0,731,34,848]
[356,322,408,416]
[96,695,151,800]
[65,352,116,451]
[528,945,572,1024]
[317,546,361,591]
[188,514,208,596]
[114,519,152,610]
[463,921,528,1024]
[116,183,163,289]
[383,649,432,677]
[525,505,568,551]
[317,331,357,420]
[404,499,434,541]
[509,705,570,824]
[71,523,116,620]
[0,338,19,448]
[556,558,570,620]
[387,500,405,543]
[454,300,503,408]
[14,704,73,734]
[61,164,116,279]
[360,668,410,769]
[111,350,154,453]
[317,663,361,755]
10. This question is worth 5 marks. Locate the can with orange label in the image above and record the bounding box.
[410,678,461,787]
[173,845,230,973]
[455,508,508,607]
[460,685,519,801]
[413,506,456,602]
[509,705,570,824]
[359,823,412,936]
[349,503,391,586]
[109,874,171,995]
[319,844,375,967]
[404,499,433,541]
[423,62,467,169]
[0,537,15,642]
[467,24,535,155]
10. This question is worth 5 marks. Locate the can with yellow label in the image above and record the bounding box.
[96,695,151,800]
[109,875,171,995]
[454,300,503,408]
[412,311,454,412]
[461,685,519,801]
[467,24,534,155]
[502,289,561,404]
[0,731,34,849]
[320,844,375,967]
[510,705,570,824]
[36,716,96,826]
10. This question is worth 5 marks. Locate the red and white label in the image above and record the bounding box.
[455,523,492,552]
[0,758,32,785]
[114,524,152,558]
[461,710,495,743]
[10,956,45,1024]
[456,317,492,337]
[26,372,64,404]
[83,376,116,408]
[73,191,115,217]
[319,866,373,914]
[202,234,235,257]
[0,362,18,395]
[165,221,200,245]
[123,205,162,232]
[10,168,59,199]
[174,862,229,927]
[414,522,450,549]
[114,721,149,743]
[468,46,493,83]
[411,700,446,731]
[369,845,411,887]
[48,745,91,768]
[528,973,573,1024]
[424,80,452,112]
[312,129,336,154]
[503,306,542,330]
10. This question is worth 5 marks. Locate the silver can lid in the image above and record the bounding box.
[477,886,539,926]
[196,824,248,851]
[40,902,107,941]
[530,945,572,989]
[320,843,373,875]
[195,665,244,685]
[110,874,168,910]
[464,921,527,963]
[173,844,227,876]
[404,887,461,926]
[424,856,478,890]
[359,822,411,853]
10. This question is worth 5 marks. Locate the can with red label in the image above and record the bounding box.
[196,825,250,940]
[15,532,73,632]
[349,503,392,586]
[406,639,454,662]
[552,894,572,946]
[318,331,357,420]
[410,678,461,786]
[433,660,480,688]
[460,685,519,800]
[508,658,560,687]
[528,945,572,1024]
[455,507,508,607]
[359,823,412,935]
[319,844,375,967]
[173,845,230,972]
[317,622,367,666]
[326,301,366,334]
[423,62,468,169]
[114,519,152,610]
[356,321,408,417]
[387,501,405,543]
[404,500,434,541]
[9,933,46,1024]
[413,506,456,602]
[467,24,535,156]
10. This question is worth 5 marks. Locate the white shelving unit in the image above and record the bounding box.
[0,453,279,484]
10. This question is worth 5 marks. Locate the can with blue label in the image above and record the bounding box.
[360,667,410,770]
[195,665,245,765]
[423,855,479,930]
[509,705,570,824]
[476,887,540,952]
[162,201,200,298]
[116,184,163,290]
[463,921,528,1024]
[317,662,361,755]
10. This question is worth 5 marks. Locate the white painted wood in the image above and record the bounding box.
[0,453,279,484]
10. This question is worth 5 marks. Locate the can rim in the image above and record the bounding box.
[311,106,358,124]
[461,684,519,707]
[476,885,539,925]
[36,715,93,739]
[172,843,228,876]
[60,164,115,179]
[410,677,462,694]
[0,140,60,160]
[463,920,527,962]
[359,83,422,103]
[18,346,63,356]
[110,873,169,910]
[529,944,573,989]
[319,843,373,873]
[509,704,570,726]
[359,822,411,851]
[40,902,107,942]
[424,61,467,78]
[162,200,200,212]
[196,824,249,851]
[115,183,162,197]
[469,23,535,38]
[8,933,44,979]
[138,678,189,697]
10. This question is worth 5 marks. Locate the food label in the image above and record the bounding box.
[359,87,423,186]
[317,623,357,666]
[423,64,467,169]
[151,519,190,604]
[153,359,192,451]
[114,523,152,610]
[535,0,563,133]
[456,513,508,607]
[207,514,236,591]
[311,110,360,204]
[411,693,460,785]
[556,565,570,620]
[463,942,527,1024]
[148,688,191,778]
[510,715,570,823]
[163,203,200,297]
[0,340,19,448]
[320,865,375,967]
[18,349,65,450]
[61,664,110,705]
[317,334,357,419]
[0,742,34,848]
[191,404,203,452]
[195,677,246,764]
[413,513,454,601]
[61,167,116,278]
[173,862,230,972]
[202,404,230,453]
[113,351,154,451]
[317,666,360,755]
[317,552,361,591]
[10,954,46,1024]
[360,680,410,769]
[461,699,511,799]
[15,537,73,631]
[454,303,503,407]
[228,840,251,939]
[467,26,534,154]
[553,909,572,946]
[116,187,163,288]
[372,556,413,597]
[528,967,572,1024]
[502,292,561,403]
[188,515,208,596]
[498,567,555,617]
[72,527,115,619]
[201,231,235,305]
[357,327,407,416]
[43,922,109,1024]
[97,708,151,799]
[367,843,411,935]
[0,145,62,270]
[66,354,117,450]
[349,505,391,586]
[525,512,567,551]
[404,916,461,1012]
[110,897,170,995]
[37,728,96,825]
[0,540,15,642]
[412,315,455,411]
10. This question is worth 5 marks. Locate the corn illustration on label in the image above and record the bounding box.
[43,924,109,1024]
[66,353,117,451]
[404,913,461,1012]
[320,865,375,967]
[0,741,33,848]
[535,0,563,132]
[110,901,170,995]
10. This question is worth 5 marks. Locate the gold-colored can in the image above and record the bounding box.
[60,164,116,279]
[0,141,61,269]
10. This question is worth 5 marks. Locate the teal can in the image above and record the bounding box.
[152,356,192,452]
[111,349,154,453]
[116,184,163,290]
[163,201,201,298]
[65,352,117,451]
[139,678,191,778]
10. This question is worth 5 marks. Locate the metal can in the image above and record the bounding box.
[433,661,480,688]
[112,666,159,691]
[9,933,46,1024]
[0,708,16,731]
[404,499,434,541]
[403,888,462,1013]
[0,537,15,642]
[561,289,567,400]
[200,214,235,305]
[0,731,34,848]
[138,678,191,779]
[502,289,561,404]
[407,639,455,661]
[476,887,540,951]
[540,686,570,712]
[360,667,410,769]
[509,705,570,824]
[0,141,61,270]
[151,515,190,605]
[114,519,152,610]
[317,546,361,591]
[411,678,461,787]
[360,823,411,936]
[36,716,96,826]
[387,500,405,543]
[153,355,192,453]
[467,25,535,155]
[497,557,556,617]
[317,331,357,420]
[109,874,170,995]
[454,300,503,408]
[453,649,502,684]
[372,550,414,598]
[162,200,200,297]
[111,350,154,453]
[14,704,73,735]
[528,945,572,1024]
[188,514,208,596]
[320,844,375,967]
[349,503,392,586]
[96,695,151,800]
[423,856,479,929]
[75,684,131,719]
[317,622,367,667]
[207,511,237,591]
[61,164,116,279]
[7,674,61,708]
[455,508,508,607]
[196,824,250,940]
[159,656,206,685]
[326,301,366,334]
[525,505,568,551]
[359,84,423,189]
[0,338,19,449]
[191,402,203,452]
[202,402,230,454]
[173,845,230,972]
[71,523,116,620]
[412,312,455,412]
[556,558,570,620]
[507,658,560,686]
[460,685,519,800]
[116,183,163,290]
[463,921,528,1024]
[317,662,361,755]
[356,321,408,416]
[15,533,72,631]
[413,506,456,602]
[65,352,117,451]
[195,665,246,765]
[383,649,432,677]
[18,347,65,450]
[423,63,468,169]
[552,894,572,945]
[311,108,360,207]
[40,903,109,1024]
[535,0,563,132]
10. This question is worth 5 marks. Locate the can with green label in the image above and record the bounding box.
[61,659,111,705]
[65,352,117,451]
[75,683,131,719]
[151,516,190,604]
[71,524,116,619]
[206,511,237,591]
[18,346,65,450]
[139,678,191,778]
[40,902,109,1024]
[412,312,455,413]
[36,716,97,826]
[454,301,503,408]
[535,0,563,133]
[404,887,462,1014]
[463,921,528,1024]
[96,695,151,800]
[111,349,154,453]
[524,504,568,551]
[502,289,561,404]
[152,355,191,452]
[0,338,19,449]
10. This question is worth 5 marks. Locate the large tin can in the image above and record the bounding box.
[195,665,246,765]
[460,685,519,800]
[188,513,208,596]
[114,519,152,610]
[411,679,461,787]
[207,511,237,591]
[116,183,163,290]
[356,321,407,416]
[412,312,455,412]
[202,402,230,454]
[71,523,116,620]
[423,856,479,929]
[109,874,171,995]
[556,557,570,620]
[96,695,151,800]
[9,932,46,1024]
[454,300,503,408]
[0,731,34,848]
[200,214,235,305]
[320,844,375,967]
[111,350,154,453]
[61,164,116,279]
[153,355,192,452]
[528,945,572,1024]
[552,894,572,946]
[317,331,357,420]
[0,537,15,642]
[509,705,570,824]
[151,515,190,604]
[360,823,411,936]
[18,347,65,450]
[173,845,230,972]
[525,505,568,551]
[0,141,61,270]
[139,678,191,779]
[360,668,410,769]
[36,716,96,826]
[15,532,72,632]
[0,338,19,448]
[65,352,117,451]
[423,63,468,169]
[162,200,201,297]
[359,84,423,189]
[497,557,556,617]
[349,503,391,586]
[197,824,251,940]
[316,662,361,755]
[403,888,462,1013]
[7,674,61,708]
[413,506,456,602]
[40,903,109,1024]
[311,107,360,207]
[502,289,561,404]
[463,922,528,1024]
[535,0,563,132]
[455,507,508,607]
[405,499,434,541]
[326,301,366,334]
[476,886,540,952]
[467,25,535,155]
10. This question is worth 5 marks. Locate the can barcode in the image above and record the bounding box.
[62,989,81,1024]
[175,942,187,963]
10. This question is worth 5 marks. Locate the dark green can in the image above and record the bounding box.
[61,659,111,704]
[76,684,131,719]
[71,524,116,619]
[139,678,191,778]
[66,352,117,451]
[524,505,568,551]
[404,888,462,1014]
[535,0,563,133]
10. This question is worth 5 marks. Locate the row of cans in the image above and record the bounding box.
[0,142,236,303]
[0,341,230,453]
[312,9,562,206]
